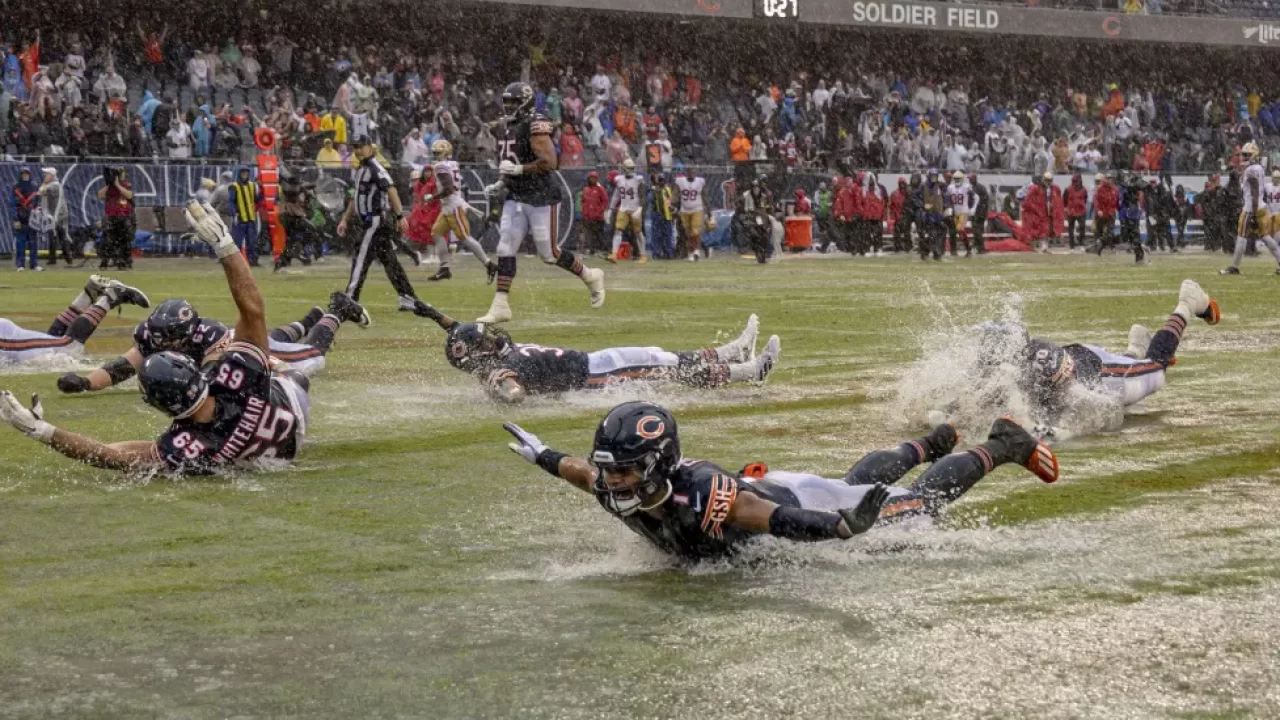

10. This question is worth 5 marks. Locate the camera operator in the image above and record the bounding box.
[95,166,135,269]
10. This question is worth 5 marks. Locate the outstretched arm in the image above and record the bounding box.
[0,391,159,472]
[503,423,594,492]
[411,298,456,330]
[185,201,268,350]
[61,346,144,393]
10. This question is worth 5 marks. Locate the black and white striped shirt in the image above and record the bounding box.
[354,157,393,219]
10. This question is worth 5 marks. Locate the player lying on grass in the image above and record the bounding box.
[503,401,1058,561]
[983,279,1220,434]
[409,299,779,403]
[1,275,150,365]
[55,288,370,394]
[0,202,311,475]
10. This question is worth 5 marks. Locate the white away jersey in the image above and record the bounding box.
[614,175,645,212]
[433,159,466,211]
[1243,163,1266,211]
[676,177,705,213]
[1263,181,1280,214]
[946,182,974,214]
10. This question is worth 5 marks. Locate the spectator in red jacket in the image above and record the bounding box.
[792,188,812,215]
[1021,172,1063,251]
[579,171,611,255]
[1063,173,1089,249]
[833,175,862,255]
[888,177,909,251]
[560,123,585,168]
[1091,173,1120,253]
[859,172,887,256]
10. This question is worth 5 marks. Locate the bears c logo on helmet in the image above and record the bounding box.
[450,341,467,360]
[635,416,665,439]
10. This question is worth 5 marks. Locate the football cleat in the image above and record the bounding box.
[752,335,781,384]
[1178,279,1220,325]
[486,261,499,285]
[99,279,151,309]
[636,256,648,265]
[427,267,453,282]
[989,417,1059,484]
[605,253,619,264]
[583,267,605,309]
[397,295,418,312]
[478,293,513,324]
[725,314,759,363]
[329,291,370,328]
[1124,324,1151,359]
[1219,266,1240,275]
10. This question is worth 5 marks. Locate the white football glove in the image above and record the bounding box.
[184,200,238,259]
[503,422,546,465]
[498,160,523,177]
[944,208,954,217]
[483,180,505,197]
[0,391,53,443]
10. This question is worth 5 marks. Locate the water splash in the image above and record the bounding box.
[892,292,1123,442]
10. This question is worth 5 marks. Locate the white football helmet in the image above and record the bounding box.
[622,158,635,175]
[1242,142,1260,161]
[432,139,453,161]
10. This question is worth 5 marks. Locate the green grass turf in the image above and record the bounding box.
[1,252,1279,717]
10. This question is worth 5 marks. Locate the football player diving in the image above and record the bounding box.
[502,402,1059,561]
[0,202,313,475]
[969,279,1221,436]
[479,82,605,323]
[1,275,150,365]
[54,288,370,395]
[409,299,779,403]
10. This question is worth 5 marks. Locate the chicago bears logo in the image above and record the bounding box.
[635,415,665,439]
[177,306,194,321]
[449,341,468,360]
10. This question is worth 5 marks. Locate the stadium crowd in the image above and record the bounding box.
[5,1,1280,178]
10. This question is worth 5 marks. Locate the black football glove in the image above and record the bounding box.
[57,373,92,394]
[837,483,891,537]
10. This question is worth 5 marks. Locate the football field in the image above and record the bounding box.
[2,251,1280,718]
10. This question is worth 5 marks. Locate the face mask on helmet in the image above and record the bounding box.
[445,323,510,372]
[139,351,209,419]
[146,300,201,351]
[590,403,680,517]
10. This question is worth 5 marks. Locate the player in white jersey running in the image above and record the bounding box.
[1221,143,1280,275]
[945,171,977,257]
[1,275,150,365]
[423,139,498,283]
[609,159,648,263]
[675,169,710,261]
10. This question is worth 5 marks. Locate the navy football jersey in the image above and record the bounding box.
[608,459,772,561]
[497,114,562,206]
[134,318,231,366]
[152,342,300,475]
[486,344,590,395]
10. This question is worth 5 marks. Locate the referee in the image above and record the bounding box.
[336,136,418,308]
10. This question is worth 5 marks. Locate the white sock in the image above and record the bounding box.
[70,291,92,312]
[727,359,758,383]
[460,237,490,265]
[435,237,452,268]
[635,233,647,257]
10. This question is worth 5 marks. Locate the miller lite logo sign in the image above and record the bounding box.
[1244,24,1280,44]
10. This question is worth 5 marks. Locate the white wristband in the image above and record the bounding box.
[32,421,54,444]
[214,242,240,260]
